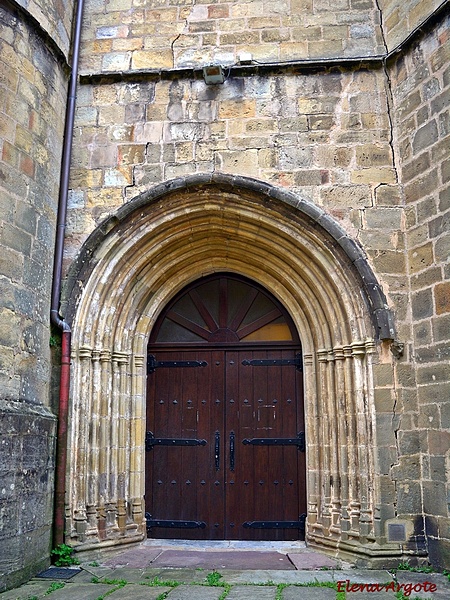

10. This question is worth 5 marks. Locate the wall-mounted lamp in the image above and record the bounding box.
[202,65,225,85]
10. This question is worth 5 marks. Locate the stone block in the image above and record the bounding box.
[434,233,450,263]
[433,314,450,342]
[90,145,117,169]
[377,446,398,475]
[308,114,335,130]
[350,167,396,184]
[411,288,433,320]
[371,250,406,274]
[442,158,450,184]
[379,475,397,502]
[294,170,328,186]
[102,52,131,71]
[397,90,422,121]
[320,185,371,207]
[215,149,259,176]
[398,430,421,455]
[375,414,396,447]
[103,168,132,186]
[417,403,440,428]
[396,478,425,523]
[365,207,403,230]
[412,120,439,154]
[402,152,430,182]
[131,50,172,69]
[356,144,393,167]
[417,363,450,385]
[428,214,449,239]
[435,282,450,315]
[408,243,434,274]
[423,481,448,517]
[374,388,394,412]
[431,86,450,116]
[418,381,450,408]
[218,100,256,119]
[410,266,442,291]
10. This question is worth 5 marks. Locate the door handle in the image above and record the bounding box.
[230,431,235,472]
[215,431,220,471]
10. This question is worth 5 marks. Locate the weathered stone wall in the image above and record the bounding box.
[62,0,448,569]
[79,0,385,73]
[68,0,409,565]
[389,12,450,568]
[0,0,72,590]
[69,68,399,252]
[380,0,445,51]
[15,0,72,57]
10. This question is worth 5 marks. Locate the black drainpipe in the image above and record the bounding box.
[51,0,85,549]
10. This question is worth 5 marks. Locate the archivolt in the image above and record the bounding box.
[64,174,392,556]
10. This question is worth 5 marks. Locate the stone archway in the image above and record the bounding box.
[63,173,394,560]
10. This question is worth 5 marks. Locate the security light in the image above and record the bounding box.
[202,65,225,84]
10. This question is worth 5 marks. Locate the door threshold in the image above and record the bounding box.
[144,539,306,552]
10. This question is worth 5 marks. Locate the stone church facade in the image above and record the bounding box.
[0,0,449,590]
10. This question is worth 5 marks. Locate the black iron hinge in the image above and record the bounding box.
[242,431,305,451]
[242,352,303,371]
[147,354,208,373]
[145,431,207,451]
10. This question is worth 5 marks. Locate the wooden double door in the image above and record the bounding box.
[145,346,306,540]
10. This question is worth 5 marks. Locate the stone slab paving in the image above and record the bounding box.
[162,584,224,599]
[107,585,173,599]
[151,550,295,570]
[288,552,340,570]
[222,569,335,584]
[3,562,450,600]
[226,585,278,598]
[395,571,450,599]
[0,581,53,600]
[141,567,211,583]
[103,547,163,568]
[0,580,114,600]
[282,587,336,599]
[36,582,122,600]
[345,593,396,599]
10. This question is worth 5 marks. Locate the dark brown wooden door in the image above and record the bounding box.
[145,274,306,540]
[224,348,305,540]
[145,347,305,540]
[145,349,225,540]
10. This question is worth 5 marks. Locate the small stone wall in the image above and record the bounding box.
[0,400,57,592]
[79,0,385,73]
[0,0,70,590]
[390,11,450,569]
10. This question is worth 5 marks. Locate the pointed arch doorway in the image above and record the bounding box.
[145,273,306,541]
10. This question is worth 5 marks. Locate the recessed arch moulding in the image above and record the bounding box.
[63,174,397,561]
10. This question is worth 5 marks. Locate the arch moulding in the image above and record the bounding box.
[63,173,396,562]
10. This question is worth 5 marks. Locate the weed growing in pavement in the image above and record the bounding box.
[395,561,434,573]
[142,575,181,587]
[51,543,80,567]
[91,577,127,600]
[44,582,65,595]
[395,593,433,600]
[275,583,289,599]
[205,570,223,586]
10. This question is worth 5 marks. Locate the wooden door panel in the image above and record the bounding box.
[225,349,303,540]
[146,347,305,541]
[146,350,224,539]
